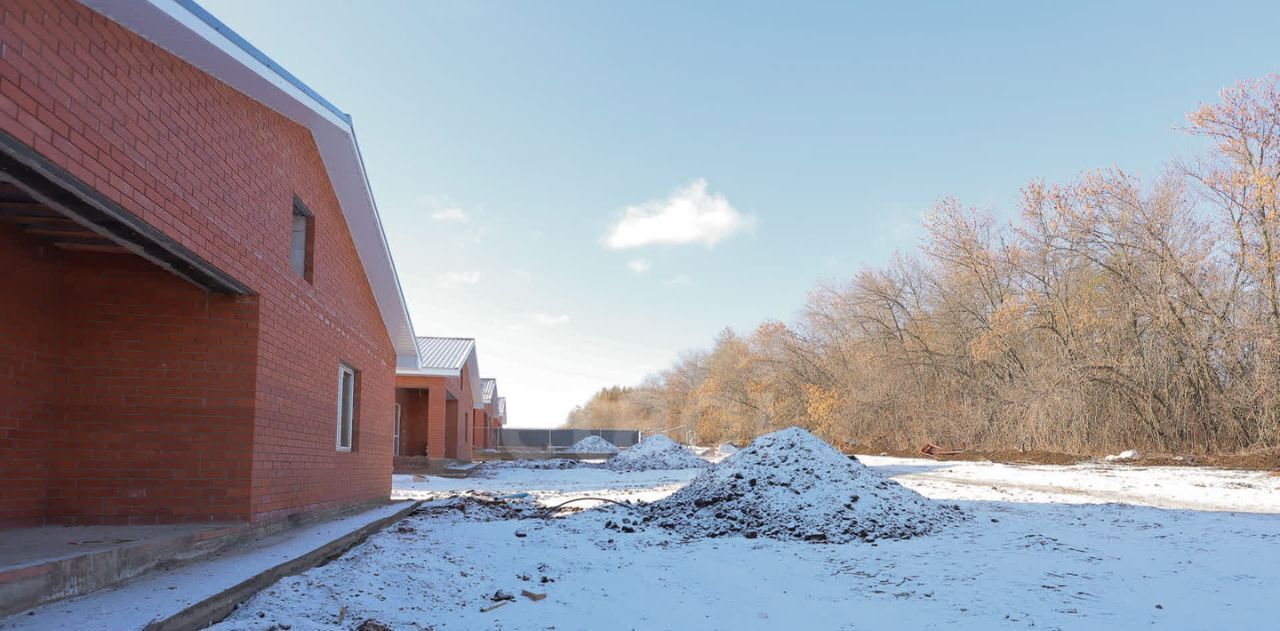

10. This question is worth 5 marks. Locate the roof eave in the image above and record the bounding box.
[83,0,422,368]
[465,349,483,408]
[396,367,460,378]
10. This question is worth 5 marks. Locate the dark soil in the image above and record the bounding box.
[411,493,541,521]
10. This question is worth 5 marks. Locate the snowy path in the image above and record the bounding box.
[199,457,1280,630]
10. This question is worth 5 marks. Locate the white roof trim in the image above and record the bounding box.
[464,348,484,409]
[80,0,421,369]
[396,367,461,378]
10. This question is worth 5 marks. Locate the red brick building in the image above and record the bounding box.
[476,378,500,449]
[0,0,422,528]
[394,337,482,467]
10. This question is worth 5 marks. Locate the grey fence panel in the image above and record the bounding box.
[596,429,641,447]
[498,428,552,448]
[497,428,642,448]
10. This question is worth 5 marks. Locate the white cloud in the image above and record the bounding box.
[603,178,753,250]
[436,271,481,288]
[430,207,469,222]
[513,268,532,280]
[663,273,693,288]
[532,312,571,326]
[626,258,652,274]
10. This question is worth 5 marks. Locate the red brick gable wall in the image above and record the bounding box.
[0,0,395,523]
[455,370,475,460]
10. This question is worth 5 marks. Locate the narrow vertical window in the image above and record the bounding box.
[291,197,314,282]
[393,403,402,456]
[337,364,356,450]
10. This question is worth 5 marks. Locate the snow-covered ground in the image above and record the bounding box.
[207,458,1280,629]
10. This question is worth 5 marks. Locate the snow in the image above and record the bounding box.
[0,502,413,631]
[1104,449,1139,461]
[202,455,1279,630]
[479,458,596,471]
[716,442,738,456]
[10,454,1279,630]
[607,434,709,472]
[567,435,619,453]
[641,427,965,542]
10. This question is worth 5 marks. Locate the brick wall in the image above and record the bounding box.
[0,0,396,524]
[473,409,489,448]
[396,374,475,460]
[0,226,259,526]
[394,387,429,458]
[47,249,259,525]
[0,227,59,527]
[456,372,475,460]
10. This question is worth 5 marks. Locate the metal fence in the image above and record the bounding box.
[497,428,642,448]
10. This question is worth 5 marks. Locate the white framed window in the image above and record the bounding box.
[393,403,402,456]
[336,364,356,451]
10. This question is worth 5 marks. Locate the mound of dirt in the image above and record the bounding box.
[608,434,710,472]
[717,443,739,456]
[413,493,541,521]
[568,435,620,454]
[480,459,600,472]
[641,427,965,542]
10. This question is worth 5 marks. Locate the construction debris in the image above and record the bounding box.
[918,443,965,457]
[413,493,541,521]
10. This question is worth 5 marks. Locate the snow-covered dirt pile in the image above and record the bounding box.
[412,493,543,521]
[607,434,710,472]
[641,427,965,542]
[716,443,739,456]
[567,435,620,453]
[479,458,601,473]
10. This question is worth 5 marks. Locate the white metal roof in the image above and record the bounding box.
[82,0,422,369]
[496,397,507,419]
[480,378,496,404]
[415,337,476,371]
[400,337,484,407]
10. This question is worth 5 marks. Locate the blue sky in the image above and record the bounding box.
[204,0,1277,426]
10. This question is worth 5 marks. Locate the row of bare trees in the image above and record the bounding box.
[567,75,1280,455]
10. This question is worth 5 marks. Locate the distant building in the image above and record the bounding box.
[494,397,508,444]
[395,337,482,465]
[477,378,500,448]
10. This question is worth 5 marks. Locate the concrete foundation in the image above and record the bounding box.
[0,500,396,617]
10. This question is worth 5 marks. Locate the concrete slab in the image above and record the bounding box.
[0,501,416,630]
[0,521,249,618]
[0,524,233,573]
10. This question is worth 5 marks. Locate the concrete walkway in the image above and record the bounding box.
[0,502,414,630]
